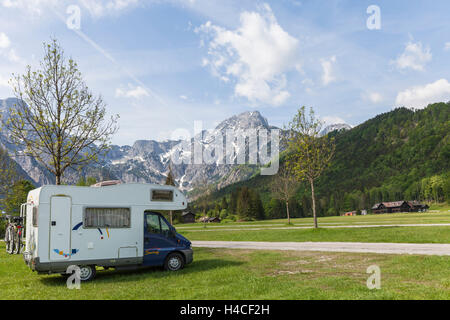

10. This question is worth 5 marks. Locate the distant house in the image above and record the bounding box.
[371,201,429,214]
[199,216,221,223]
[181,211,196,224]
[407,201,429,212]
[208,217,221,223]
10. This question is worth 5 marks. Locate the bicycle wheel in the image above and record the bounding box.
[13,231,21,254]
[6,227,14,254]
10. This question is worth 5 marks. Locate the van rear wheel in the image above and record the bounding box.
[164,253,184,271]
[79,265,96,281]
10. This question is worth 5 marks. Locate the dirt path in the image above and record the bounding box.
[192,241,450,256]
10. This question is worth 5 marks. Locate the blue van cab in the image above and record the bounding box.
[143,211,193,271]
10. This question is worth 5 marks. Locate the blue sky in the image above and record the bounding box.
[1,0,449,145]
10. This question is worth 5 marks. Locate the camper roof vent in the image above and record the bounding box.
[90,180,122,188]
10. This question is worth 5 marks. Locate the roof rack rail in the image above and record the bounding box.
[90,180,122,187]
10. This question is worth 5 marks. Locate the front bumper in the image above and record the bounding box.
[181,248,193,265]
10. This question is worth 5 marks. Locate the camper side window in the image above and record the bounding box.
[151,189,173,201]
[32,207,38,227]
[84,208,131,228]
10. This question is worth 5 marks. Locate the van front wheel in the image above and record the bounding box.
[79,265,96,281]
[164,253,184,271]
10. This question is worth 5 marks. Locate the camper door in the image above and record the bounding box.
[49,196,72,261]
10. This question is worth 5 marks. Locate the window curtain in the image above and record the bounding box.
[84,208,131,228]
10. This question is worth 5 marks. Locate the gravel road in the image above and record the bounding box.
[192,241,450,256]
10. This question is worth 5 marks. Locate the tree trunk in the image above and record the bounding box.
[169,210,173,225]
[310,178,318,228]
[286,200,290,225]
[56,173,61,185]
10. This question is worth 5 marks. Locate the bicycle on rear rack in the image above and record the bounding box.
[3,215,24,254]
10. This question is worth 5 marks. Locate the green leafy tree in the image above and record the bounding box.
[229,189,239,215]
[286,106,335,228]
[6,39,119,185]
[221,197,228,210]
[219,209,228,220]
[0,147,19,211]
[266,198,283,219]
[4,180,35,215]
[76,176,97,186]
[249,190,265,220]
[236,187,252,220]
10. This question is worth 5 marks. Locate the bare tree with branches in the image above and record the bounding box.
[165,163,176,224]
[6,39,119,185]
[286,106,335,228]
[270,164,298,224]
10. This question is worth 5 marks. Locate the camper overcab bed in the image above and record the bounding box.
[22,183,193,281]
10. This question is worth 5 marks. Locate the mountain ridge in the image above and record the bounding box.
[197,102,449,217]
[0,99,282,191]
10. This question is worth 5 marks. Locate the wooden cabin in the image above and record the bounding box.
[407,201,429,212]
[208,217,221,223]
[198,216,221,223]
[371,201,429,214]
[181,211,196,223]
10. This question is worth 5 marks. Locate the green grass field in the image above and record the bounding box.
[180,226,450,243]
[176,206,450,244]
[0,243,449,300]
[176,205,450,229]
[1,205,448,300]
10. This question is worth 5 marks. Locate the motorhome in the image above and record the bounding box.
[22,183,193,281]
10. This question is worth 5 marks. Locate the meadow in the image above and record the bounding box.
[1,205,448,300]
[176,204,450,229]
[0,243,449,300]
[176,205,450,244]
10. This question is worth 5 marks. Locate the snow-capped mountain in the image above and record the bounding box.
[102,110,275,190]
[320,123,352,136]
[0,98,277,191]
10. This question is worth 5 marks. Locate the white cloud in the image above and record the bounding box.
[0,32,22,63]
[0,0,58,14]
[1,0,139,17]
[79,0,139,17]
[393,41,432,71]
[321,56,336,86]
[322,115,346,126]
[395,79,450,109]
[445,42,450,51]
[0,32,11,49]
[196,4,300,106]
[6,48,20,62]
[363,91,383,104]
[115,84,149,99]
[0,74,11,87]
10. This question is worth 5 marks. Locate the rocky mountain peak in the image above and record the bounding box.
[215,110,270,132]
[320,123,352,136]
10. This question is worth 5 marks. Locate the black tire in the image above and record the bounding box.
[79,265,96,281]
[164,252,185,271]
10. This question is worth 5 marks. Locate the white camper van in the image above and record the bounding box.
[22,183,193,281]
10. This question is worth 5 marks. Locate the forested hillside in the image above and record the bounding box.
[192,102,450,220]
